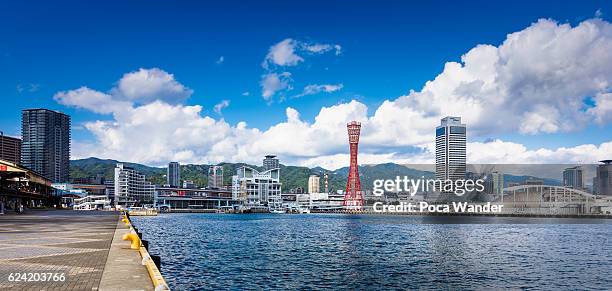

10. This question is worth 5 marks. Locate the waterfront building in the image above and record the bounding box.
[154,186,234,210]
[435,116,466,181]
[0,132,21,165]
[208,165,224,189]
[71,174,105,185]
[182,180,196,189]
[72,195,111,210]
[563,166,584,189]
[232,157,282,211]
[308,175,320,194]
[596,160,612,196]
[114,163,155,207]
[21,109,71,182]
[263,155,279,171]
[167,162,180,187]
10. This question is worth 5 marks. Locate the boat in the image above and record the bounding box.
[128,207,158,216]
[270,209,286,214]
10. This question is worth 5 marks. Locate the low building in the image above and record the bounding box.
[73,195,111,210]
[295,192,343,210]
[232,163,282,211]
[1,159,54,210]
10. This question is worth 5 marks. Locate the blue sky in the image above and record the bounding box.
[1,1,611,167]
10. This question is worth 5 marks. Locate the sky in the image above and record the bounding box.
[1,0,611,169]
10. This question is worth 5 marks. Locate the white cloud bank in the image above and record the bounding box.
[59,18,612,169]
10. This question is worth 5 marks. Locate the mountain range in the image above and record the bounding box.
[70,158,561,191]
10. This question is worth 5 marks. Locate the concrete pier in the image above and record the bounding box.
[0,210,157,291]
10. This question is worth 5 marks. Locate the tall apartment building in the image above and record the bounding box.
[435,116,466,181]
[21,109,70,182]
[0,132,21,165]
[263,155,279,171]
[208,165,224,189]
[484,171,504,195]
[167,162,180,187]
[232,156,282,211]
[563,166,584,189]
[308,175,320,194]
[114,163,155,207]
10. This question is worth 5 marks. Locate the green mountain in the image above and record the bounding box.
[70,158,429,191]
[70,158,560,192]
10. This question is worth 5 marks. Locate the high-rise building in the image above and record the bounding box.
[167,162,180,187]
[263,155,279,171]
[596,160,612,196]
[484,171,504,195]
[0,132,21,165]
[21,109,71,182]
[232,162,282,211]
[563,166,584,189]
[308,175,320,194]
[114,163,155,207]
[435,116,466,181]
[208,165,224,189]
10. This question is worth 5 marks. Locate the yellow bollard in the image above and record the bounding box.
[122,233,141,250]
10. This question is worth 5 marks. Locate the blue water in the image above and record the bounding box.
[131,214,612,290]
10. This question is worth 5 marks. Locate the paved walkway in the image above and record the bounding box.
[99,220,154,291]
[0,210,151,291]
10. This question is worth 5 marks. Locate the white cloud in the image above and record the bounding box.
[216,56,224,64]
[213,100,230,114]
[294,83,344,98]
[242,91,250,96]
[115,68,193,104]
[260,38,342,100]
[588,92,612,124]
[54,87,131,115]
[260,72,292,100]
[63,18,612,169]
[262,38,303,69]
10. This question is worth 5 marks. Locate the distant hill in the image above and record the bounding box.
[70,158,560,191]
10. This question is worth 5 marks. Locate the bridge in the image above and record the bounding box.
[490,185,612,215]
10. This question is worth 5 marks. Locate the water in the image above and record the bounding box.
[131,214,612,290]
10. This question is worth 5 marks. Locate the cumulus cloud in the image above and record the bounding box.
[213,100,230,114]
[62,18,612,169]
[260,38,342,100]
[54,87,131,114]
[114,68,193,104]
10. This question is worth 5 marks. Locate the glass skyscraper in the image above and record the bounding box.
[435,116,466,181]
[21,109,71,183]
[167,162,181,187]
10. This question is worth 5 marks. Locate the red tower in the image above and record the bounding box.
[344,121,364,210]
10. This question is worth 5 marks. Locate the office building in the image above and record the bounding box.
[563,166,584,189]
[596,160,612,196]
[232,156,282,211]
[0,132,21,165]
[21,109,71,182]
[308,175,320,194]
[167,162,180,187]
[208,165,224,189]
[114,163,155,207]
[263,155,279,171]
[435,116,466,181]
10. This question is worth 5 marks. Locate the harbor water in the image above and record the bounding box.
[131,214,612,290]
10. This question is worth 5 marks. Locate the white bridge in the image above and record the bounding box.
[490,185,612,215]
